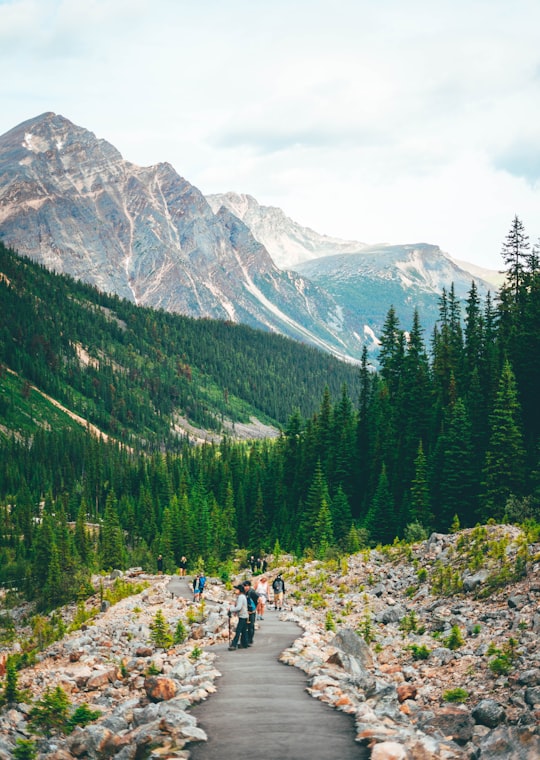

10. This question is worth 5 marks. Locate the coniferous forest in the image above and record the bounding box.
[0,215,539,611]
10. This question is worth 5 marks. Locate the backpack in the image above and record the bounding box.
[273,578,283,593]
[247,595,256,613]
[199,575,206,591]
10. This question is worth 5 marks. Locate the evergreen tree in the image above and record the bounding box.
[101,491,125,570]
[501,215,530,299]
[311,496,334,559]
[331,485,353,546]
[481,361,526,520]
[408,440,433,530]
[439,398,477,529]
[363,464,396,545]
[299,461,330,550]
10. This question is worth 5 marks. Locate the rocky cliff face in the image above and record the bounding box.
[0,113,364,361]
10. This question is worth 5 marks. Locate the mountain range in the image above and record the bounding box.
[0,112,498,362]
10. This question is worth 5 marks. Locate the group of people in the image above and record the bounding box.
[228,574,286,650]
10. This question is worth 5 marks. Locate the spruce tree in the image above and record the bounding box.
[363,464,397,545]
[481,361,526,520]
[101,491,125,570]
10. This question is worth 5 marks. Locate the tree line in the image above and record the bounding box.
[0,216,539,611]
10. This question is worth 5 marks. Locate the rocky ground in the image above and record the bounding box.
[0,524,539,759]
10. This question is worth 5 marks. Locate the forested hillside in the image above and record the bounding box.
[0,241,361,446]
[0,217,539,614]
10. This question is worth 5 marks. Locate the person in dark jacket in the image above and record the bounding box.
[272,574,285,610]
[242,580,259,644]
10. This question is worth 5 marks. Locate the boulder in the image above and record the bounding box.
[144,675,177,702]
[418,705,475,746]
[331,628,374,668]
[471,699,506,728]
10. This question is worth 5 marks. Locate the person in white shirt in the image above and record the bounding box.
[255,576,269,619]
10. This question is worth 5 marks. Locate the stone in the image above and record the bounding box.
[471,699,506,728]
[331,628,374,668]
[144,676,177,702]
[371,741,408,760]
[477,726,540,759]
[419,705,475,746]
[397,683,418,703]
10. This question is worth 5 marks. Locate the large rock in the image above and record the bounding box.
[477,726,540,759]
[331,628,374,668]
[471,699,506,728]
[144,675,177,702]
[418,705,475,746]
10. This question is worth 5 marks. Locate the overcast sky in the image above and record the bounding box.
[1,0,539,269]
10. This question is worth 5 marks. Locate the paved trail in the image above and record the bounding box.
[169,577,366,760]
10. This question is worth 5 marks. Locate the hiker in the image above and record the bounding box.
[178,556,187,576]
[249,555,256,573]
[272,573,285,610]
[192,574,201,602]
[157,554,163,575]
[255,575,269,619]
[261,558,268,573]
[198,572,206,598]
[228,585,250,650]
[242,580,260,644]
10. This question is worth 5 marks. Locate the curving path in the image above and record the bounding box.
[169,577,366,760]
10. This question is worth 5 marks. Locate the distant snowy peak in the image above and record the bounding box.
[206,191,369,270]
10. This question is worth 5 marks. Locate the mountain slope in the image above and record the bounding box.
[0,242,362,446]
[0,113,365,361]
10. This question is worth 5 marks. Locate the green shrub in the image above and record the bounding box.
[408,644,431,660]
[443,687,469,703]
[13,739,37,760]
[28,686,70,736]
[443,625,464,650]
[190,646,203,660]
[174,620,187,644]
[325,611,336,631]
[66,704,101,733]
[149,610,173,649]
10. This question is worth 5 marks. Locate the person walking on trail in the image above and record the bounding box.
[228,585,250,650]
[272,573,285,610]
[193,574,201,602]
[242,580,259,644]
[178,556,187,577]
[198,572,206,598]
[157,554,163,575]
[255,576,269,619]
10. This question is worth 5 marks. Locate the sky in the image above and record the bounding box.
[1,0,539,270]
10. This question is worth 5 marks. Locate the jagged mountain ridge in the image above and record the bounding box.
[0,113,495,362]
[0,112,364,361]
[208,192,494,338]
[206,191,371,270]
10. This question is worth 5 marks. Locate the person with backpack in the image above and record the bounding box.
[272,574,285,610]
[228,584,250,650]
[198,572,206,598]
[242,579,259,644]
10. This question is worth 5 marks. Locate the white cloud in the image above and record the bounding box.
[1,0,540,268]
